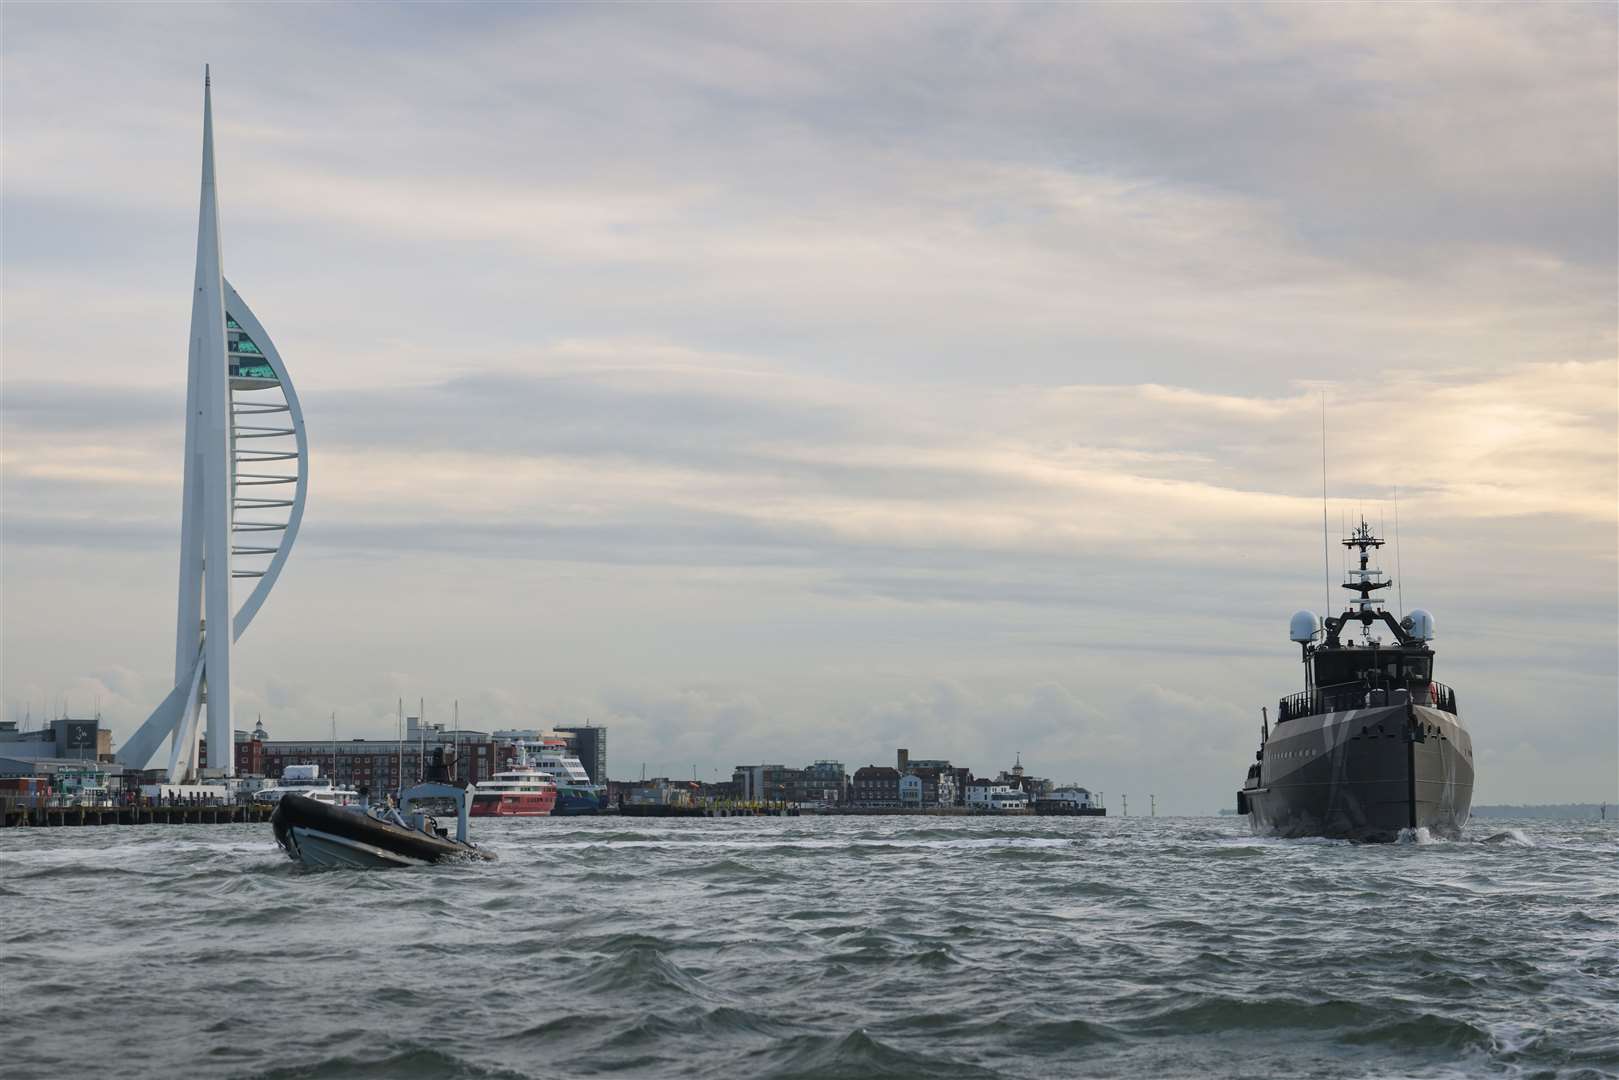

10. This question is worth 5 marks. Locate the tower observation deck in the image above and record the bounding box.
[117,69,308,779]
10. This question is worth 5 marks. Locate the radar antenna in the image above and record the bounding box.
[1341,516,1392,641]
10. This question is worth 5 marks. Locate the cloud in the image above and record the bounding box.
[2,5,1614,811]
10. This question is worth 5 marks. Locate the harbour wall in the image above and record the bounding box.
[1,803,274,828]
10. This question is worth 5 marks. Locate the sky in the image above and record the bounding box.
[2,3,1615,813]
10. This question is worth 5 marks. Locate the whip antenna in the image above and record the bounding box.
[1321,391,1331,619]
[1393,485,1405,619]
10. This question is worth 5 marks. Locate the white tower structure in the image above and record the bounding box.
[118,69,308,779]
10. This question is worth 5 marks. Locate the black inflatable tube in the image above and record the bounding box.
[271,793,493,863]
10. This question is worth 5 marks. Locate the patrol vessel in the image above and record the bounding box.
[1238,518,1473,841]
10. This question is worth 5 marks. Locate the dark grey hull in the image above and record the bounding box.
[1243,702,1473,842]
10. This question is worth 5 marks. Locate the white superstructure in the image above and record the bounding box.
[117,69,308,781]
[966,784,1029,811]
[252,765,359,806]
[531,743,593,785]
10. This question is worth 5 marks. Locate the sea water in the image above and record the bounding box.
[2,815,1615,1079]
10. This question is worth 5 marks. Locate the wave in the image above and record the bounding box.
[1021,1016,1124,1049]
[689,856,790,883]
[5,862,158,882]
[573,943,719,1000]
[743,1029,1010,1080]
[3,812,1608,1079]
[1337,1013,1494,1052]
[1130,995,1385,1035]
[237,1045,527,1079]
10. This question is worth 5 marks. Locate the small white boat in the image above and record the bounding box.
[252,764,360,807]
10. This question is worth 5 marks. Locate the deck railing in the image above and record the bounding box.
[1277,680,1457,722]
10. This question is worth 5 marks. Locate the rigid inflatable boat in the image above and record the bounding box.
[272,749,495,868]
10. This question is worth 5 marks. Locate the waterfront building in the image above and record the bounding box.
[850,765,902,807]
[802,760,848,804]
[994,756,1051,800]
[0,718,114,762]
[948,766,975,805]
[732,761,847,804]
[898,767,956,808]
[733,764,792,802]
[1033,786,1101,813]
[965,781,1030,811]
[117,70,308,781]
[0,755,122,786]
[224,718,498,790]
[893,748,964,806]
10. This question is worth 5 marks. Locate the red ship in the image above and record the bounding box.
[470,757,558,817]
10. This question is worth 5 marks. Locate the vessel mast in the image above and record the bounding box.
[1340,516,1392,641]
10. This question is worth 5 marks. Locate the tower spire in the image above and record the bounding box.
[193,64,234,774]
[119,68,309,778]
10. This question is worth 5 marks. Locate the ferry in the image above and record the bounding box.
[471,746,559,817]
[252,763,360,807]
[530,737,607,815]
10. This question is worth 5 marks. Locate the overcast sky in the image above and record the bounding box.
[3,3,1615,812]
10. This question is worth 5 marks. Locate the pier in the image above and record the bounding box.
[1,802,274,828]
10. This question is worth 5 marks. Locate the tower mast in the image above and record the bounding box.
[192,64,235,773]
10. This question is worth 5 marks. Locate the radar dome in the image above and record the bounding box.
[1289,610,1321,643]
[1401,609,1435,642]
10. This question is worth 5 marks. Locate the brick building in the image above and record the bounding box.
[226,718,498,791]
[850,765,902,807]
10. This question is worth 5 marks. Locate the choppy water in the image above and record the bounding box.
[3,815,1616,1079]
